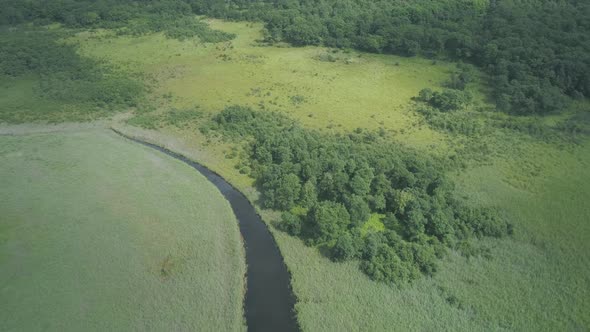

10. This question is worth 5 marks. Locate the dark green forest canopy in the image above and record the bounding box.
[206,106,512,284]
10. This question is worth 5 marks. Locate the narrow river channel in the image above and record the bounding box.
[112,129,299,332]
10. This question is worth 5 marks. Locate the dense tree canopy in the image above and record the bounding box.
[208,106,512,285]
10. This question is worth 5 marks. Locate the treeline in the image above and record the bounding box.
[0,30,143,121]
[192,0,589,115]
[0,0,234,42]
[207,106,511,284]
[1,0,193,27]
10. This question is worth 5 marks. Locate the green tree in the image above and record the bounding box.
[304,201,350,243]
[345,195,371,226]
[331,233,356,261]
[300,179,318,208]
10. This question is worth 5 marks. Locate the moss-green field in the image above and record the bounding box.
[75,19,459,150]
[0,129,245,331]
[2,17,589,331]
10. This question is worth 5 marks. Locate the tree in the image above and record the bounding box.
[284,15,324,46]
[274,173,301,210]
[361,232,386,260]
[360,246,418,284]
[345,195,371,226]
[300,179,318,208]
[304,201,350,243]
[280,211,302,236]
[331,233,356,261]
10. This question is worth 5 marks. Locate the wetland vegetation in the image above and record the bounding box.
[1,0,589,330]
[0,130,245,331]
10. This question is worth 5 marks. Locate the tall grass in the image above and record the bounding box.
[9,18,589,330]
[0,130,246,331]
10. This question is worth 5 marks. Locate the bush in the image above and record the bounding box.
[417,89,472,112]
[280,212,303,236]
[304,201,351,244]
[361,247,419,285]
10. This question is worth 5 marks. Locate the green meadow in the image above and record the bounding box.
[95,20,589,330]
[1,16,588,330]
[0,129,246,331]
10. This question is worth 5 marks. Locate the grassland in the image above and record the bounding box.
[3,18,589,330]
[75,19,464,150]
[116,124,590,331]
[0,129,246,331]
[76,19,590,330]
[0,77,67,122]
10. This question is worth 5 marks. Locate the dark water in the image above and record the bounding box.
[112,130,299,332]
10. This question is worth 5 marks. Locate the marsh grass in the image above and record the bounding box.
[6,17,588,331]
[98,19,590,330]
[74,19,459,151]
[0,130,246,331]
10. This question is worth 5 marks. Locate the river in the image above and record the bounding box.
[112,129,299,332]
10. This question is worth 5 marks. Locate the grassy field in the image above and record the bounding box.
[80,19,590,330]
[0,129,246,331]
[75,19,462,150]
[0,77,67,123]
[4,18,589,331]
[118,125,588,331]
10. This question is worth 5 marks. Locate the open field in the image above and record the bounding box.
[0,78,66,123]
[0,129,245,331]
[75,19,467,150]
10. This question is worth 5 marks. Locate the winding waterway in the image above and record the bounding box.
[112,129,299,332]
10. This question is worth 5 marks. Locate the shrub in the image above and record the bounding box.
[417,89,472,112]
[280,212,303,236]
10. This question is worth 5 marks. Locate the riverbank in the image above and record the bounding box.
[112,128,299,331]
[110,115,590,330]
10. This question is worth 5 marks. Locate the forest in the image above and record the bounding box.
[206,106,512,284]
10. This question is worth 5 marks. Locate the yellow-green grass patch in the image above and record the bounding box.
[74,19,470,151]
